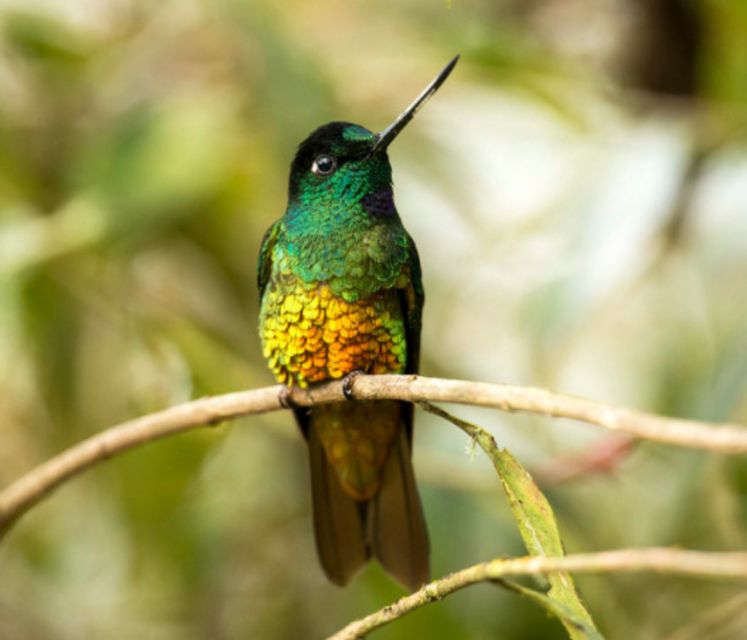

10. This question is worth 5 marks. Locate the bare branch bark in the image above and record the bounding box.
[327,548,747,640]
[2,374,746,536]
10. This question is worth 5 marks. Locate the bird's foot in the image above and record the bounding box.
[279,386,300,409]
[342,370,364,401]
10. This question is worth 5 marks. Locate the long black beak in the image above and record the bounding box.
[370,54,459,155]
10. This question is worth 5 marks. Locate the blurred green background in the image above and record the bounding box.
[1,0,747,638]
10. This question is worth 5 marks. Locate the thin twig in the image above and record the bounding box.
[1,374,746,536]
[663,590,747,640]
[327,548,747,640]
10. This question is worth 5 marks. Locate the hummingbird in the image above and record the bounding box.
[257,56,458,591]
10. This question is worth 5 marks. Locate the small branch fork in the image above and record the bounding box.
[2,374,747,535]
[326,549,747,640]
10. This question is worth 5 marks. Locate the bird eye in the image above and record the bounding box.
[311,154,336,176]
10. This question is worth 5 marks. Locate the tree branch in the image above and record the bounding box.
[2,374,746,536]
[327,548,747,640]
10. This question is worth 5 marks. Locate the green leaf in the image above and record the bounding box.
[421,402,601,639]
[498,579,604,640]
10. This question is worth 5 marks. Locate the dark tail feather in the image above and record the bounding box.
[368,427,430,591]
[308,426,369,585]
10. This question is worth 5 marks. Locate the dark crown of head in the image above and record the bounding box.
[291,121,375,170]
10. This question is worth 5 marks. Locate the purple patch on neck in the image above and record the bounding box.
[361,188,395,218]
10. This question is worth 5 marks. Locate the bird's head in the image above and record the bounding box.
[286,56,459,216]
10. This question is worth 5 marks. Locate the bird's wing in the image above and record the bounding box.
[400,232,424,375]
[398,233,424,443]
[257,220,282,299]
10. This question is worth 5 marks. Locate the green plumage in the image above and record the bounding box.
[277,125,417,302]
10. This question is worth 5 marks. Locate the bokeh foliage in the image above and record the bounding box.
[1,1,747,638]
